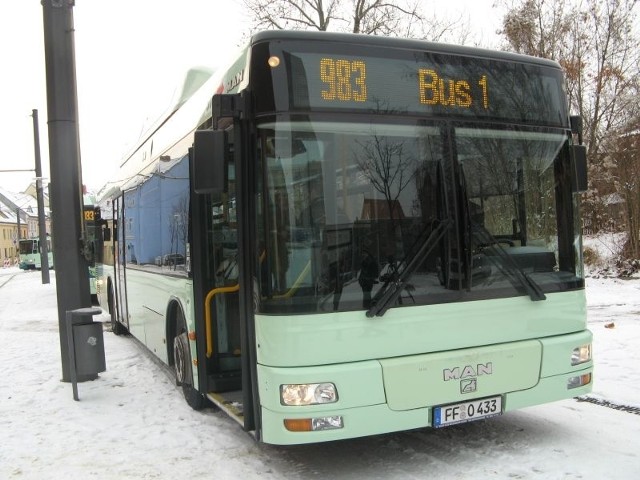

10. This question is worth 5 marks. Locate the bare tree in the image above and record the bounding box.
[356,136,414,222]
[241,0,471,42]
[607,112,640,259]
[498,0,640,245]
[351,0,421,36]
[500,0,573,59]
[355,135,416,260]
[242,0,339,31]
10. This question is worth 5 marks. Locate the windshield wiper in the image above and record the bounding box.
[366,219,452,318]
[471,222,546,301]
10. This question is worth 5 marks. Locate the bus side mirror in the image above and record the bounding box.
[192,130,227,194]
[103,226,111,242]
[571,144,588,193]
[570,115,583,138]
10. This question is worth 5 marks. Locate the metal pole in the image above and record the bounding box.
[16,209,21,241]
[42,0,91,382]
[32,109,50,283]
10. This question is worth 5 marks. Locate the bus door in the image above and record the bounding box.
[191,144,242,394]
[210,187,241,387]
[114,195,130,330]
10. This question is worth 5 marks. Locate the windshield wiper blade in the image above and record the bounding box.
[366,219,452,318]
[471,222,546,301]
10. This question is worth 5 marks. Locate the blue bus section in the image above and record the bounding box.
[123,157,189,268]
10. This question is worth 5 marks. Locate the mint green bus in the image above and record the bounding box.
[82,199,101,303]
[18,237,53,270]
[98,31,592,445]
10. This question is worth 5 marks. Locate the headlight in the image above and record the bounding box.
[280,383,338,406]
[571,344,592,366]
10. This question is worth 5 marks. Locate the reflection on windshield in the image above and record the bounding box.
[255,121,583,315]
[456,128,577,296]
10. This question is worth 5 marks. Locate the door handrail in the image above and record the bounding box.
[205,284,240,358]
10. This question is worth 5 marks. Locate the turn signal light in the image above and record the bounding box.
[567,373,592,389]
[284,416,344,432]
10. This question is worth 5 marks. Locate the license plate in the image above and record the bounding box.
[433,396,502,428]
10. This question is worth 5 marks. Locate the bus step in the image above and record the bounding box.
[207,390,244,426]
[207,372,241,392]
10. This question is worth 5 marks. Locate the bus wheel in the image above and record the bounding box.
[173,310,207,410]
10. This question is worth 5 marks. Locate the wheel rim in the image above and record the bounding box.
[174,334,187,384]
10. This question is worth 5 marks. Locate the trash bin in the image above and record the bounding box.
[65,307,105,400]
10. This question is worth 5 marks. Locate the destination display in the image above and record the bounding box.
[284,48,567,126]
[83,206,100,222]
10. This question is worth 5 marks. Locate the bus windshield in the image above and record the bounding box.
[19,240,38,255]
[255,118,583,314]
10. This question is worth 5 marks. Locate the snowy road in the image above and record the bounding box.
[1,269,638,479]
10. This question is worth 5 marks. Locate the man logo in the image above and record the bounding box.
[443,362,493,381]
[460,378,477,394]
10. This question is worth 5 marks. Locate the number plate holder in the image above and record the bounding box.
[433,395,502,428]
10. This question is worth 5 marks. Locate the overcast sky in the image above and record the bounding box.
[0,1,502,193]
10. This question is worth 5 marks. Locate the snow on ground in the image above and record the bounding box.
[584,275,640,408]
[0,266,639,479]
[583,233,627,268]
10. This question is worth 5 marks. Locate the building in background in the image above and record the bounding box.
[0,209,27,265]
[0,184,51,266]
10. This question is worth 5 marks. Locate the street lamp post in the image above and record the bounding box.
[42,0,92,383]
[16,208,21,241]
[32,109,50,283]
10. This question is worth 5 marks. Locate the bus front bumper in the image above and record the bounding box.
[257,331,593,445]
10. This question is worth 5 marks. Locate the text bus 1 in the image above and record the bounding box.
[96,31,592,445]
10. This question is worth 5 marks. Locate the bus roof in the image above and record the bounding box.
[97,30,564,202]
[96,67,218,202]
[249,30,562,70]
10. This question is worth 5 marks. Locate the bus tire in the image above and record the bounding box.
[173,309,207,410]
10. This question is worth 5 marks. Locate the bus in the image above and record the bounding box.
[97,30,592,445]
[18,237,53,270]
[83,197,102,304]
